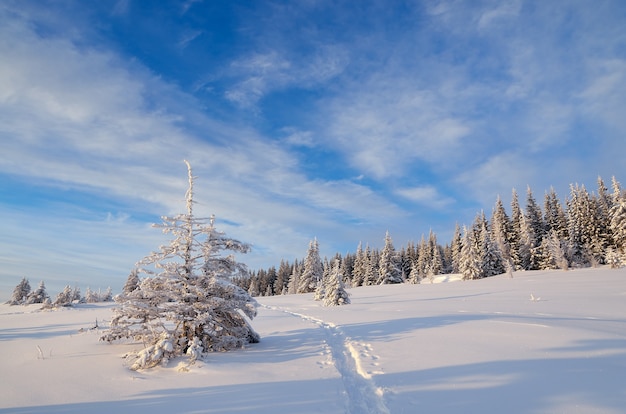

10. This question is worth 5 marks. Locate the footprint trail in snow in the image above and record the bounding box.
[263,305,390,414]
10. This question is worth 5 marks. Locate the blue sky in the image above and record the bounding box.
[1,0,626,295]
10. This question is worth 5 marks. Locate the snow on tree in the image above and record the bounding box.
[491,196,512,264]
[72,286,83,303]
[314,259,330,301]
[122,269,140,295]
[525,186,545,251]
[247,276,260,297]
[460,225,482,280]
[7,277,31,305]
[84,287,99,303]
[408,259,421,284]
[509,189,523,270]
[53,285,75,307]
[416,234,429,279]
[323,259,350,306]
[377,231,403,284]
[450,223,462,274]
[275,260,291,295]
[298,238,323,294]
[362,246,378,286]
[24,281,49,305]
[479,217,504,277]
[101,287,113,302]
[287,260,301,294]
[567,184,595,267]
[428,230,442,278]
[351,242,367,287]
[539,230,569,270]
[544,187,568,240]
[609,196,626,265]
[101,161,259,370]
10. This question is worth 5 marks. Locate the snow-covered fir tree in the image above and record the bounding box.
[479,217,504,277]
[7,277,31,305]
[509,189,523,270]
[248,276,260,297]
[491,195,512,269]
[298,238,323,294]
[460,225,482,280]
[416,234,429,279]
[323,259,350,306]
[275,260,291,295]
[525,186,545,267]
[351,242,367,287]
[53,285,75,307]
[287,260,301,294]
[450,223,462,274]
[539,230,569,270]
[543,187,568,240]
[24,281,49,305]
[377,231,403,284]
[362,246,378,286]
[101,287,113,302]
[428,230,443,278]
[314,258,330,301]
[122,269,140,295]
[101,161,259,370]
[85,287,99,303]
[567,184,595,267]
[408,258,421,284]
[609,195,626,265]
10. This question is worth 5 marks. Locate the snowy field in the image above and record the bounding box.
[1,267,625,413]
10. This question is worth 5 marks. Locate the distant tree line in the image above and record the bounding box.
[237,176,626,296]
[6,277,113,307]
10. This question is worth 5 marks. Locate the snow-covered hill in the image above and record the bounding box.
[2,267,625,413]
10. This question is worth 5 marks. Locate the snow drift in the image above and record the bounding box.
[1,267,625,413]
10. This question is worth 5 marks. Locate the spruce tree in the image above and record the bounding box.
[323,259,350,306]
[428,230,442,277]
[24,281,49,305]
[7,277,31,305]
[609,196,626,264]
[377,231,403,284]
[101,161,259,370]
[450,223,462,274]
[567,184,595,266]
[298,239,323,293]
[479,218,504,277]
[287,260,301,295]
[460,225,481,280]
[509,189,523,270]
[363,247,378,286]
[351,242,366,287]
[122,269,141,295]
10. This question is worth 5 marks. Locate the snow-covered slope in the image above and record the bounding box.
[2,267,625,413]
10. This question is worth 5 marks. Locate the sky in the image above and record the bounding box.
[1,0,626,294]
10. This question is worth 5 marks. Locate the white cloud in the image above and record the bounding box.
[0,11,410,280]
[477,0,521,30]
[281,127,316,147]
[395,186,455,209]
[324,78,471,179]
[225,46,349,108]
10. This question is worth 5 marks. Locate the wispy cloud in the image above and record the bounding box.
[395,186,455,209]
[224,45,349,108]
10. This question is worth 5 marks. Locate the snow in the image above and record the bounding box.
[2,267,626,413]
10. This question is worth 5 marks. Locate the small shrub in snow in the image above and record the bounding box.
[130,332,175,371]
[186,336,203,363]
